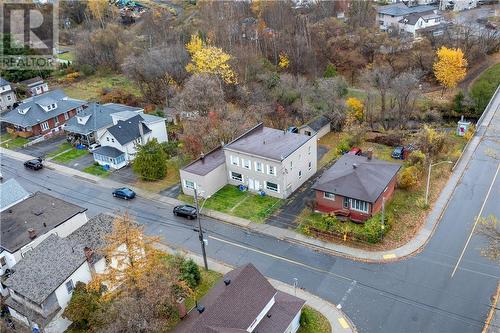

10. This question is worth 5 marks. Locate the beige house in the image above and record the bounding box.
[180,123,317,199]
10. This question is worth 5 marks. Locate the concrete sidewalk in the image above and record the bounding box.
[156,242,356,333]
[1,88,496,263]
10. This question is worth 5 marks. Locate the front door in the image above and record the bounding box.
[254,180,260,191]
[343,197,349,209]
[248,178,254,190]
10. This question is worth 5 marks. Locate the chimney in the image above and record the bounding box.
[177,297,187,319]
[28,228,37,239]
[367,149,373,161]
[224,278,231,286]
[200,152,205,160]
[84,247,94,262]
[352,163,357,169]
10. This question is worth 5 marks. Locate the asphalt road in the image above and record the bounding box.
[1,107,499,332]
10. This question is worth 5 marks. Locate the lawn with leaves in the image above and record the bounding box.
[83,164,109,177]
[49,144,88,163]
[179,185,282,223]
[133,159,181,193]
[0,133,29,149]
[297,306,331,333]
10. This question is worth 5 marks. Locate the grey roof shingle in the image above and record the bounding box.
[182,147,225,176]
[0,191,87,253]
[0,89,86,128]
[174,263,303,333]
[19,76,44,87]
[93,145,125,158]
[377,3,437,16]
[4,214,114,304]
[302,115,331,132]
[313,154,401,203]
[64,102,142,136]
[0,179,30,211]
[225,123,314,161]
[107,114,152,145]
[254,291,305,333]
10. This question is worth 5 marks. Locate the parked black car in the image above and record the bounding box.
[112,187,136,200]
[391,146,405,160]
[173,205,198,219]
[24,158,43,170]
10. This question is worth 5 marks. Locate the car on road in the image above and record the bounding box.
[173,205,198,219]
[347,147,362,156]
[112,187,136,200]
[24,158,43,170]
[88,143,101,153]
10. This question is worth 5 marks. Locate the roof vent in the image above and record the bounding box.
[224,278,231,286]
[28,228,37,239]
[352,163,357,169]
[196,305,205,314]
[267,313,272,318]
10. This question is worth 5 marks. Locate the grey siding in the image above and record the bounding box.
[180,164,227,197]
[299,124,330,139]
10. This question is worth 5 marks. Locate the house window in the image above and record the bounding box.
[106,137,110,142]
[351,199,369,213]
[243,159,251,170]
[230,155,239,166]
[298,170,302,179]
[231,171,242,182]
[51,103,56,109]
[41,121,49,131]
[66,280,74,294]
[308,146,311,155]
[267,165,276,176]
[308,161,312,171]
[324,192,335,200]
[0,256,6,267]
[255,162,263,173]
[266,182,279,193]
[7,95,11,101]
[111,138,115,143]
[184,180,196,189]
[116,155,125,164]
[54,116,59,125]
[290,161,293,170]
[47,105,51,110]
[343,197,349,209]
[64,112,69,120]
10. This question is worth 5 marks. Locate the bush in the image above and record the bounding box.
[415,125,447,158]
[406,150,426,170]
[161,141,179,158]
[398,166,420,189]
[79,64,96,76]
[453,91,465,114]
[323,62,337,78]
[179,259,201,289]
[464,124,475,141]
[300,307,314,327]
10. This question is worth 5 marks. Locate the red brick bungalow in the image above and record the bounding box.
[0,89,86,138]
[312,152,401,222]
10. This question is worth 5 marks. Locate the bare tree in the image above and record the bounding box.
[174,74,226,117]
[389,71,421,128]
[363,66,395,130]
[307,77,348,130]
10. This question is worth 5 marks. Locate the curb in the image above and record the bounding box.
[155,241,356,333]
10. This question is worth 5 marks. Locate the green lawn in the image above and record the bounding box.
[48,143,88,163]
[184,269,223,310]
[83,164,109,177]
[0,133,29,149]
[470,63,500,114]
[46,142,72,157]
[179,185,282,223]
[55,74,141,101]
[57,51,75,62]
[297,306,332,333]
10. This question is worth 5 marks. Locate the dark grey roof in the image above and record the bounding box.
[0,89,86,128]
[254,291,305,333]
[93,145,124,158]
[377,3,437,16]
[64,102,142,136]
[0,191,87,253]
[4,214,114,304]
[19,76,44,87]
[313,154,401,203]
[225,123,314,161]
[0,179,30,211]
[107,114,152,145]
[182,147,225,176]
[399,10,436,25]
[0,76,10,86]
[303,115,330,132]
[174,263,277,333]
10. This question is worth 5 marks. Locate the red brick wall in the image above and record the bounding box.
[315,191,344,213]
[34,109,78,135]
[371,176,397,215]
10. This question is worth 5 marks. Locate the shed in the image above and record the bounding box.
[299,115,331,139]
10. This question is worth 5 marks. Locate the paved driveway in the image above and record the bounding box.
[107,165,138,185]
[15,135,67,158]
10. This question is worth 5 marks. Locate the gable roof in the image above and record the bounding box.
[64,102,142,135]
[377,3,437,16]
[181,147,225,176]
[0,76,10,86]
[19,76,44,87]
[225,123,314,161]
[0,179,30,212]
[302,115,331,132]
[93,145,125,158]
[0,89,86,128]
[399,10,437,25]
[174,263,277,333]
[4,214,114,304]
[0,192,87,253]
[313,154,401,203]
[106,114,152,145]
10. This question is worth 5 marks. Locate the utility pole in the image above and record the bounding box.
[381,197,385,231]
[425,160,453,205]
[194,188,208,270]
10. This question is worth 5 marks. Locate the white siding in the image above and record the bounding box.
[54,262,93,309]
[180,164,228,198]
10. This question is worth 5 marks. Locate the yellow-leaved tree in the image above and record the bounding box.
[185,34,237,84]
[433,46,467,91]
[278,52,290,70]
[87,0,109,28]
